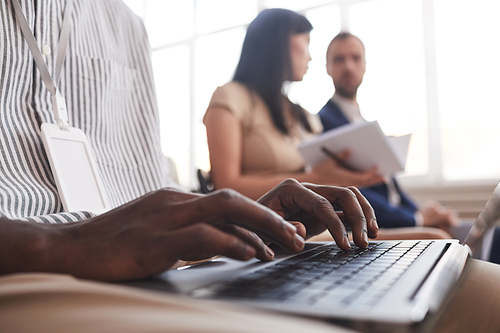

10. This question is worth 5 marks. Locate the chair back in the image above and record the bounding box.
[197,169,214,193]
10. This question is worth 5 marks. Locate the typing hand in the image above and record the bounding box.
[257,179,378,250]
[48,188,303,281]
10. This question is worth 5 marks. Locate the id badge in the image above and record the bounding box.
[40,123,111,215]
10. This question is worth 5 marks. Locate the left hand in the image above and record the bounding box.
[420,201,461,232]
[258,179,379,250]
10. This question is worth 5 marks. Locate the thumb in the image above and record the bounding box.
[289,221,306,239]
[337,149,352,161]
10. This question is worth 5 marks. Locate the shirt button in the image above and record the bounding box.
[42,44,51,55]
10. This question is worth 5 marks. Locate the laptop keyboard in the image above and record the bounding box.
[193,241,433,309]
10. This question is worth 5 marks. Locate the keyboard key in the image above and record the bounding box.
[193,240,427,305]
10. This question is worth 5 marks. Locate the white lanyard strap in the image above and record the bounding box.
[11,0,74,130]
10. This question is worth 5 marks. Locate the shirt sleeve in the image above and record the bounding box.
[21,211,95,224]
[204,82,253,125]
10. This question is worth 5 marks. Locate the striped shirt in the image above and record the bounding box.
[0,0,174,223]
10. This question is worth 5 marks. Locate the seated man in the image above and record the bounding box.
[0,1,376,331]
[319,32,458,231]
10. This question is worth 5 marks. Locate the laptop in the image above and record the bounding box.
[126,182,500,330]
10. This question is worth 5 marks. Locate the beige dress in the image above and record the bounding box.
[204,81,323,176]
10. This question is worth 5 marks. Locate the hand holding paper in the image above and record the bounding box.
[298,121,411,176]
[310,152,386,188]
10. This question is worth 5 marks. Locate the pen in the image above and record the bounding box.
[321,146,357,172]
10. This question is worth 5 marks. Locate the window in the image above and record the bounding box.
[196,0,257,34]
[194,27,247,173]
[152,46,191,185]
[434,0,500,182]
[287,5,342,113]
[145,0,194,48]
[349,0,429,177]
[123,0,500,189]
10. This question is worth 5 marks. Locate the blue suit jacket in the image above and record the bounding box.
[318,100,418,228]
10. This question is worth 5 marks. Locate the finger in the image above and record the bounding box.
[289,221,307,239]
[335,188,377,238]
[262,180,351,250]
[334,167,384,187]
[363,168,385,186]
[171,224,257,262]
[366,166,379,174]
[336,211,379,240]
[346,186,378,242]
[165,189,303,253]
[303,183,377,248]
[336,149,351,161]
[286,213,329,239]
[217,224,275,261]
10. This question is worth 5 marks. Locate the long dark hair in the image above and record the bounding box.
[233,8,313,135]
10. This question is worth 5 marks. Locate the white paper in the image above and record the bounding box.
[387,134,412,168]
[298,121,411,176]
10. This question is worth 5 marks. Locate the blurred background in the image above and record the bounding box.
[123,0,500,217]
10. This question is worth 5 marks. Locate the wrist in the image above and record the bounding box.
[40,223,78,274]
[0,219,72,275]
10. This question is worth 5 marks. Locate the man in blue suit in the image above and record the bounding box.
[319,32,458,230]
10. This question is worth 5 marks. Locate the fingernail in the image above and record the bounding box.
[371,219,379,231]
[265,246,275,258]
[344,233,351,249]
[363,230,369,244]
[294,234,305,248]
[283,221,297,235]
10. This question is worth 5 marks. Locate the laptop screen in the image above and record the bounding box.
[463,182,500,256]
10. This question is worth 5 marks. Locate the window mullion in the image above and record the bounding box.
[421,0,443,186]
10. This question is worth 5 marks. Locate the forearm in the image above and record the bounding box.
[0,218,65,275]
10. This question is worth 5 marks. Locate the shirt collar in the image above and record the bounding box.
[331,93,365,124]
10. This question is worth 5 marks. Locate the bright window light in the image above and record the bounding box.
[349,0,429,177]
[152,46,191,186]
[124,0,500,189]
[288,4,342,114]
[264,0,333,11]
[435,0,500,181]
[145,0,195,48]
[194,27,247,173]
[196,0,257,34]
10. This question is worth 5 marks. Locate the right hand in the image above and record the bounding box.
[311,157,386,188]
[257,179,378,248]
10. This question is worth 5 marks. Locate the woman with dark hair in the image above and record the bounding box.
[203,8,385,200]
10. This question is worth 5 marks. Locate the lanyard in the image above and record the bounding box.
[11,0,74,130]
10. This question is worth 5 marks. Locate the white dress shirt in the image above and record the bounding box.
[331,94,365,124]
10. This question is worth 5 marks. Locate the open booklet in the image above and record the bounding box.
[298,121,411,176]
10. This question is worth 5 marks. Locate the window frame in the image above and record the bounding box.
[126,0,499,190]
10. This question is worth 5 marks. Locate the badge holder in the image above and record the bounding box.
[40,92,111,215]
[12,0,110,214]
